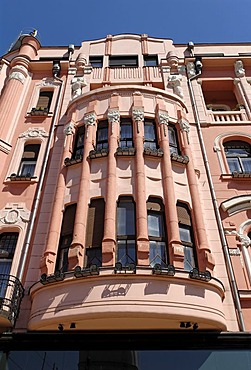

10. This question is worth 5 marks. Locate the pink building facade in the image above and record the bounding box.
[0,33,251,358]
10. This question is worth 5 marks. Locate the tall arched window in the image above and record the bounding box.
[56,204,76,272]
[177,202,196,271]
[73,125,85,159]
[147,197,168,267]
[116,196,136,266]
[224,140,251,173]
[85,198,105,267]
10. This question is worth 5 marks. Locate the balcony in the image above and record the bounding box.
[0,274,24,331]
[207,109,248,123]
[28,268,226,331]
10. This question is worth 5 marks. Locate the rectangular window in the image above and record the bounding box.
[144,55,158,67]
[85,198,105,267]
[109,56,138,67]
[73,126,85,159]
[147,198,168,267]
[56,204,76,272]
[144,120,158,150]
[0,232,18,275]
[168,126,179,154]
[117,197,136,266]
[89,56,103,68]
[120,119,133,148]
[96,120,108,151]
[18,144,40,177]
[177,203,196,271]
[36,91,53,112]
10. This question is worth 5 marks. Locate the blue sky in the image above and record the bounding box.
[1,0,251,56]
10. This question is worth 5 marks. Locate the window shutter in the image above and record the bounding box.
[86,199,105,248]
[61,204,76,236]
[177,203,191,226]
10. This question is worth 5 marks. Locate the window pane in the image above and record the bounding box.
[148,213,163,237]
[227,158,241,173]
[19,162,36,176]
[179,225,192,243]
[144,123,155,141]
[121,124,132,139]
[184,246,196,271]
[117,203,135,235]
[241,158,251,172]
[144,56,158,67]
[117,240,136,265]
[149,241,167,267]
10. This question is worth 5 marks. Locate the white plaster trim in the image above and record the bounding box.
[84,112,96,138]
[157,111,169,137]
[221,196,251,215]
[214,131,251,174]
[0,139,12,154]
[19,127,49,138]
[108,109,120,135]
[0,203,30,225]
[132,108,144,134]
[186,62,196,79]
[168,75,184,99]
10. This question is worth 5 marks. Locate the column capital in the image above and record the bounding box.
[179,118,190,133]
[132,108,144,122]
[64,122,76,136]
[9,64,28,84]
[84,112,96,127]
[107,109,120,123]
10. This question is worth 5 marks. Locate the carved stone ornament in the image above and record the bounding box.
[64,122,75,136]
[168,75,184,99]
[225,230,251,248]
[9,71,25,84]
[107,109,120,124]
[186,62,196,79]
[19,127,49,138]
[132,108,144,122]
[0,203,30,225]
[158,111,169,137]
[41,77,61,87]
[235,60,245,78]
[71,76,87,99]
[84,113,96,127]
[179,118,190,133]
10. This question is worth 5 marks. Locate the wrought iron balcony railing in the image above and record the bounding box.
[0,274,24,327]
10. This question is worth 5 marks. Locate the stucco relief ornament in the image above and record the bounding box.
[0,203,30,225]
[9,71,25,84]
[186,62,196,79]
[179,118,190,133]
[168,75,184,99]
[158,112,169,136]
[235,60,245,78]
[108,109,120,135]
[64,122,75,136]
[20,127,49,138]
[84,112,96,138]
[132,108,144,133]
[237,232,251,247]
[71,76,87,100]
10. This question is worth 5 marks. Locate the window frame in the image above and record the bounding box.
[143,55,158,67]
[116,196,136,266]
[0,232,18,276]
[119,119,134,148]
[96,120,109,151]
[168,125,179,155]
[89,56,103,68]
[72,125,85,160]
[144,119,158,150]
[147,197,168,267]
[18,144,40,177]
[224,140,251,174]
[109,56,138,68]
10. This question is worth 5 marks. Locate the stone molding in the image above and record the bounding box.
[19,127,49,138]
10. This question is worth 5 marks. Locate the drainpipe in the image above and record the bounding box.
[187,61,246,331]
[17,66,65,281]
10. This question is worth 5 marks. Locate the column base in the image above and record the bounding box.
[137,239,149,266]
[68,243,84,270]
[170,242,184,269]
[199,249,215,272]
[40,252,56,275]
[102,239,116,266]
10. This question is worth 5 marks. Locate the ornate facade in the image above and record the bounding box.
[1,34,251,359]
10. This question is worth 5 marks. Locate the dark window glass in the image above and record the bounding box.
[224,140,251,173]
[56,204,76,272]
[109,56,138,67]
[144,120,158,150]
[177,202,196,271]
[96,120,108,151]
[147,198,168,267]
[36,91,53,111]
[85,198,105,268]
[144,55,158,67]
[0,233,18,276]
[89,56,103,68]
[73,126,85,159]
[120,119,133,148]
[18,144,40,176]
[117,197,136,266]
[168,126,179,154]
